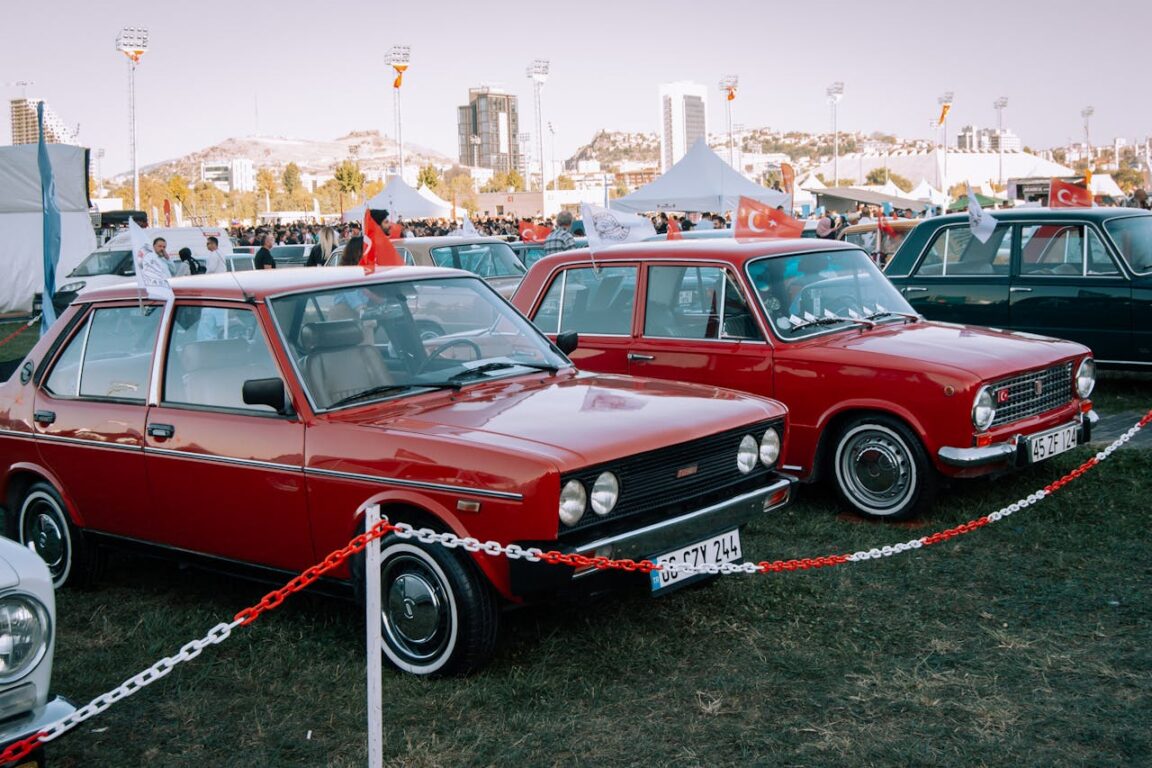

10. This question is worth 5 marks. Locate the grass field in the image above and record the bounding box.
[2,319,1149,766]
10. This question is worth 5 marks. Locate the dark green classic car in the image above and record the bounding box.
[884,208,1152,367]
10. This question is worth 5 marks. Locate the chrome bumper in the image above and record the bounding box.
[938,411,1097,468]
[0,695,76,751]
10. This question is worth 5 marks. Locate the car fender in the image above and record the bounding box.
[807,398,933,479]
[2,460,87,528]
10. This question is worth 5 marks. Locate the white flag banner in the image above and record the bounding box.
[580,203,657,250]
[462,216,478,236]
[129,219,173,301]
[966,185,997,244]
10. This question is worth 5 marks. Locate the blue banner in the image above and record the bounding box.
[37,102,61,331]
[882,201,893,215]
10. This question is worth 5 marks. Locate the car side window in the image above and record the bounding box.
[644,266,760,341]
[163,305,279,412]
[533,266,637,335]
[1020,225,1119,277]
[44,306,162,401]
[1086,228,1119,275]
[914,225,1010,276]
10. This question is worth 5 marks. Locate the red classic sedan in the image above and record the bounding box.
[0,266,792,676]
[512,239,1098,520]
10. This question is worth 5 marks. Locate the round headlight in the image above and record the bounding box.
[590,472,619,516]
[973,386,995,431]
[559,480,587,527]
[759,428,781,466]
[0,596,49,683]
[1075,358,1096,398]
[737,435,758,474]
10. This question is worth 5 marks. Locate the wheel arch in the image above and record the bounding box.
[3,464,84,534]
[812,405,928,482]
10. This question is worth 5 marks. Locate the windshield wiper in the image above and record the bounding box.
[440,360,561,385]
[864,307,921,323]
[789,311,875,330]
[328,381,463,409]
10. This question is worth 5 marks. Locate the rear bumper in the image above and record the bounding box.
[938,410,1097,468]
[508,475,794,598]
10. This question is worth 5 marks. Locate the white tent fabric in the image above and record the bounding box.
[809,149,1074,191]
[416,185,454,214]
[611,138,788,213]
[909,179,949,207]
[0,144,96,313]
[1089,173,1125,198]
[342,175,453,222]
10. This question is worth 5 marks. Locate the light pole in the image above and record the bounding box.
[826,82,844,185]
[938,91,954,190]
[994,97,1008,188]
[1081,106,1095,166]
[547,121,556,191]
[386,44,410,179]
[720,75,739,167]
[526,59,549,192]
[94,148,105,196]
[115,26,149,211]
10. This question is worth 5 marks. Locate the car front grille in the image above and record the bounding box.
[558,418,784,536]
[990,362,1073,428]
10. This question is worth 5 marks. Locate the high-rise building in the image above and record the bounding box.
[457,87,522,174]
[658,82,708,172]
[199,158,255,193]
[10,98,77,145]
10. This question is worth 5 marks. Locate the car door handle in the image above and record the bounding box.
[627,353,656,362]
[147,423,175,439]
[901,287,928,293]
[33,410,55,425]
[1009,287,1033,293]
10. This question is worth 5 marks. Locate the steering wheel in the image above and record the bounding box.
[824,294,860,317]
[417,338,483,372]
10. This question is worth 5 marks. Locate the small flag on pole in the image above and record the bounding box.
[1049,177,1093,208]
[580,203,657,250]
[36,102,61,331]
[129,219,173,301]
[734,196,804,239]
[966,185,997,243]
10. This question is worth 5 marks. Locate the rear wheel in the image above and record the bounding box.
[831,415,937,520]
[359,538,499,677]
[18,482,99,589]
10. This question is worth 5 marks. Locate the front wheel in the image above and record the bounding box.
[831,416,937,520]
[18,482,99,589]
[363,539,499,677]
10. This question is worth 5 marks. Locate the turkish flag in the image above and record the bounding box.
[780,163,795,195]
[666,216,682,240]
[388,223,404,240]
[519,220,552,242]
[361,210,404,274]
[734,196,804,239]
[1049,178,1093,208]
[879,215,896,236]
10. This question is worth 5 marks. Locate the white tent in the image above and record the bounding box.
[343,175,453,222]
[1089,173,1125,198]
[611,138,788,213]
[809,149,1074,191]
[0,144,96,313]
[909,179,949,207]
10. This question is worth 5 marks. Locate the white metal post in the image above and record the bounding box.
[365,503,383,768]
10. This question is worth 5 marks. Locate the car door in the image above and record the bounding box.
[895,222,1012,327]
[526,264,638,374]
[1010,223,1131,360]
[142,302,313,571]
[626,264,772,393]
[32,303,162,538]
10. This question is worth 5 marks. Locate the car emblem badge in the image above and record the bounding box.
[677,464,699,479]
[996,388,1011,404]
[1033,380,1043,396]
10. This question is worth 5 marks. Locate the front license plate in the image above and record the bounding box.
[649,530,741,592]
[1027,423,1078,463]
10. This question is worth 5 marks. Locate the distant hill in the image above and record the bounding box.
[568,130,660,167]
[134,131,454,180]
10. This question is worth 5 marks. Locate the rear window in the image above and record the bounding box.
[429,243,526,278]
[1104,215,1152,274]
[69,250,132,277]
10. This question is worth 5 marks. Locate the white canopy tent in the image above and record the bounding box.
[343,175,453,222]
[909,179,949,208]
[0,144,96,313]
[611,138,788,213]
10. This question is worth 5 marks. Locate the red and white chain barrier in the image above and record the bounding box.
[0,314,40,350]
[2,408,1149,764]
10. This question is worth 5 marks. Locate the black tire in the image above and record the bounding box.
[831,415,937,520]
[18,482,98,589]
[358,538,499,677]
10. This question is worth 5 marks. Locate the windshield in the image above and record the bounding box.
[429,243,527,278]
[270,275,568,410]
[69,249,132,277]
[1103,215,1152,274]
[746,248,917,339]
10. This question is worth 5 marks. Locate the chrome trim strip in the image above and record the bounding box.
[304,466,524,501]
[572,477,793,568]
[0,428,36,441]
[146,446,301,473]
[32,433,143,452]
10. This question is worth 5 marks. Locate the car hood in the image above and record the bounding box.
[791,320,1089,380]
[343,371,784,468]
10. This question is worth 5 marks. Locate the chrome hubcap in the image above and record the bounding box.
[381,556,448,662]
[842,431,912,511]
[27,511,65,570]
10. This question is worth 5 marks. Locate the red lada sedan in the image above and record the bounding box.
[512,239,1097,520]
[0,266,792,676]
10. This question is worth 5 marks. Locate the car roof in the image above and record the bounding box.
[77,265,476,303]
[529,237,858,270]
[841,219,919,234]
[924,206,1152,225]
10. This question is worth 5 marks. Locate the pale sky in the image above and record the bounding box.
[4,0,1149,176]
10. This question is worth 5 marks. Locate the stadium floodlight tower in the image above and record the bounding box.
[720,75,739,167]
[526,59,549,191]
[826,81,844,185]
[115,26,149,210]
[994,96,1009,187]
[386,44,411,178]
[1081,106,1095,164]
